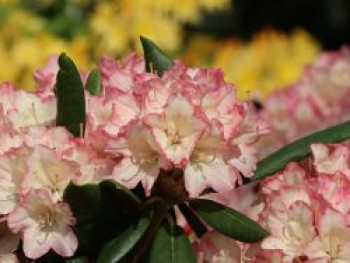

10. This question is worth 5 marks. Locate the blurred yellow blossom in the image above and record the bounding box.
[89,0,229,54]
[184,29,320,100]
[0,0,230,90]
[0,6,91,90]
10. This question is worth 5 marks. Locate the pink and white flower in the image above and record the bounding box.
[7,189,77,259]
[0,151,26,214]
[305,207,350,262]
[22,146,76,201]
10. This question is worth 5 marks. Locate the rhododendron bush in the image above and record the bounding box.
[1,37,350,263]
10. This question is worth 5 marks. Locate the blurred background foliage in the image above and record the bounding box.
[0,0,349,99]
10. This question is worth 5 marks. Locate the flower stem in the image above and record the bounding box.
[130,198,169,262]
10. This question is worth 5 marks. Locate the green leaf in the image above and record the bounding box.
[85,68,102,95]
[178,203,207,238]
[250,120,350,181]
[140,36,173,76]
[36,253,88,263]
[63,180,141,256]
[148,224,196,263]
[56,53,86,137]
[97,208,152,263]
[190,199,269,243]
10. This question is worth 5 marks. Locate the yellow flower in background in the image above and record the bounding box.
[89,0,229,54]
[0,0,230,89]
[0,6,91,90]
[184,29,320,100]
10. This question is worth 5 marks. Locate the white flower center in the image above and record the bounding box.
[323,231,343,259]
[37,209,56,230]
[282,219,306,247]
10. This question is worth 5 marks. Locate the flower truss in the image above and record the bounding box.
[0,46,267,261]
[192,143,350,263]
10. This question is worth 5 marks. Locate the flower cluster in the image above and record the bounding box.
[90,54,268,197]
[262,47,350,152]
[192,143,350,262]
[0,80,115,259]
[258,143,350,262]
[0,53,266,260]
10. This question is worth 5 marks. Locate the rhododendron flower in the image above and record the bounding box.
[108,123,168,195]
[184,127,236,197]
[261,162,307,195]
[7,189,77,259]
[255,143,350,261]
[317,173,350,214]
[193,231,242,263]
[145,95,206,167]
[305,208,350,262]
[0,152,26,214]
[22,146,76,201]
[22,126,76,154]
[0,125,22,155]
[98,59,267,197]
[7,90,56,130]
[311,143,350,178]
[262,201,316,258]
[34,55,59,97]
[201,85,243,140]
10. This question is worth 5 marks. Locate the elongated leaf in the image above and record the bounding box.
[148,224,196,263]
[86,68,102,95]
[140,36,173,76]
[63,180,141,256]
[251,120,350,181]
[178,203,207,238]
[97,208,152,263]
[36,253,88,263]
[56,53,86,137]
[190,199,269,243]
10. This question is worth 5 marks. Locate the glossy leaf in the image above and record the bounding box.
[251,120,350,181]
[190,199,269,243]
[85,68,102,95]
[178,203,207,238]
[140,36,173,76]
[97,208,152,263]
[148,224,196,263]
[56,53,86,137]
[63,180,141,256]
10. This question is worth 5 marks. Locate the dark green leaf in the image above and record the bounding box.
[63,180,141,256]
[140,36,173,76]
[178,203,207,238]
[250,120,350,181]
[97,208,152,263]
[56,53,86,137]
[36,253,88,263]
[190,199,269,243]
[85,68,102,95]
[148,224,196,263]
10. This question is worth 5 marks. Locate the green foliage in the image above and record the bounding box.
[97,208,152,263]
[63,181,141,257]
[251,120,350,181]
[85,68,102,95]
[148,224,196,263]
[140,36,174,76]
[190,199,269,243]
[56,53,86,137]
